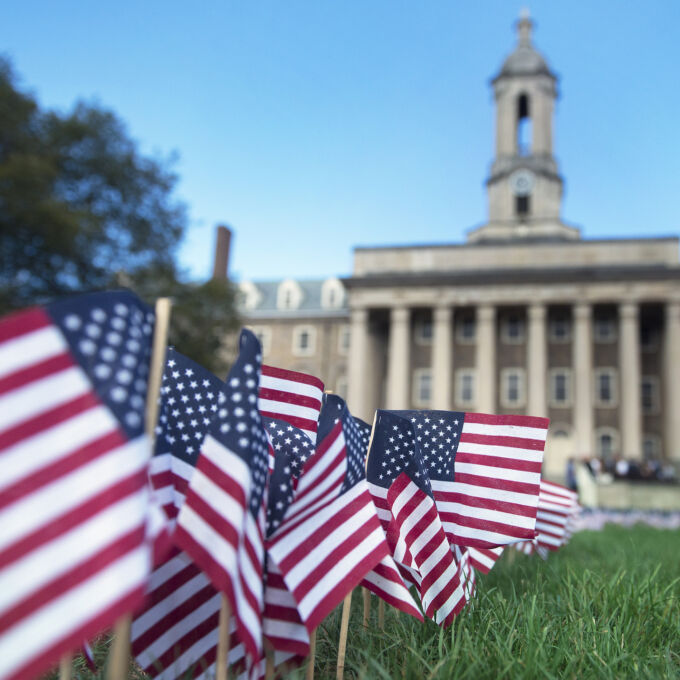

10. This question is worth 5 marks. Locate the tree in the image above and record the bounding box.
[0,58,239,374]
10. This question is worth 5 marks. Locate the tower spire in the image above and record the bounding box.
[517,8,533,46]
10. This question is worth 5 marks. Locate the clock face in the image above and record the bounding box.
[510,170,534,196]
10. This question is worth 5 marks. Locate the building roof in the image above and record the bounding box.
[238,277,348,319]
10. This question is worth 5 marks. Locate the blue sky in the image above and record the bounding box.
[2,1,679,282]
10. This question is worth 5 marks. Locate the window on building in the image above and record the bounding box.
[596,429,618,460]
[502,314,525,343]
[413,369,432,407]
[594,317,617,342]
[292,325,316,357]
[517,93,531,155]
[594,368,617,407]
[277,279,303,310]
[501,368,525,407]
[515,195,530,217]
[456,369,475,407]
[415,318,433,344]
[549,369,571,407]
[549,317,571,342]
[641,376,659,414]
[643,434,661,460]
[338,325,351,354]
[457,316,476,343]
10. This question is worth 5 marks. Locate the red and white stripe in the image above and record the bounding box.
[535,480,578,551]
[0,308,152,680]
[149,453,195,525]
[360,553,423,621]
[434,413,549,549]
[466,546,504,575]
[267,420,388,632]
[386,474,466,627]
[263,560,310,657]
[175,434,265,672]
[258,366,323,443]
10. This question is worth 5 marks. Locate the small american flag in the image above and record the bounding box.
[385,410,549,549]
[258,366,324,443]
[261,418,312,659]
[0,291,154,680]
[133,350,227,680]
[534,480,579,551]
[175,329,269,674]
[367,410,466,626]
[267,394,389,632]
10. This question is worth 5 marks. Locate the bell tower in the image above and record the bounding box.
[468,10,579,242]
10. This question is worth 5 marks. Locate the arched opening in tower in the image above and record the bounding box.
[517,93,531,155]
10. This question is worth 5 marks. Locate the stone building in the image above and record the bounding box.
[239,13,680,479]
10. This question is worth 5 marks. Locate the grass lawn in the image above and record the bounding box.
[309,526,680,679]
[60,525,680,680]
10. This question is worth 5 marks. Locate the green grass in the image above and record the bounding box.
[306,526,680,680]
[59,526,680,680]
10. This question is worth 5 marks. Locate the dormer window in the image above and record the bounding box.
[320,278,345,310]
[277,279,303,311]
[238,281,262,310]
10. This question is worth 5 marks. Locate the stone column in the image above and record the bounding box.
[664,301,680,462]
[619,302,642,459]
[386,306,411,409]
[573,303,594,456]
[527,303,547,417]
[476,305,496,413]
[347,308,370,421]
[432,306,453,409]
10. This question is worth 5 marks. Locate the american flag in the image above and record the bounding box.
[348,415,423,621]
[261,419,311,659]
[267,394,389,632]
[258,365,324,443]
[175,329,269,674]
[366,410,466,626]
[147,348,224,526]
[534,480,579,552]
[385,410,549,549]
[133,350,228,679]
[0,291,154,680]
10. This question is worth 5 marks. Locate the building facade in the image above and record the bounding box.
[239,14,680,479]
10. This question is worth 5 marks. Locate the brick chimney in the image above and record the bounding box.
[212,225,232,280]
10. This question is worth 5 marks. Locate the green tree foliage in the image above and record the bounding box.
[0,58,239,374]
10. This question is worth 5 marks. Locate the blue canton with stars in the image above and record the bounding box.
[213,329,269,517]
[48,291,154,440]
[262,417,313,536]
[366,410,465,495]
[155,348,224,466]
[317,394,367,494]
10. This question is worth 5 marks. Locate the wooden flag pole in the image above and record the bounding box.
[335,591,353,680]
[106,297,172,680]
[362,588,371,627]
[58,653,72,680]
[264,638,275,680]
[378,600,385,631]
[216,596,231,680]
[306,629,317,680]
